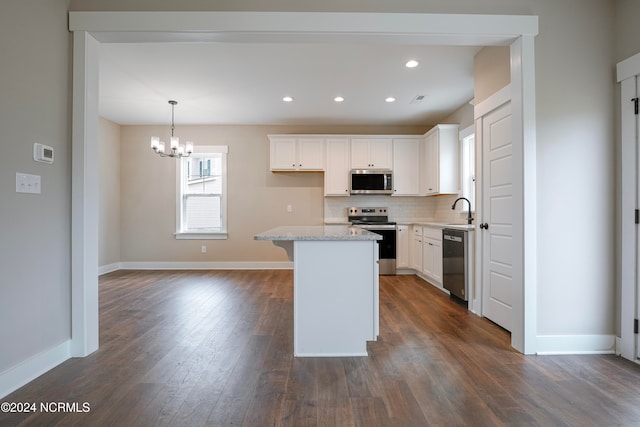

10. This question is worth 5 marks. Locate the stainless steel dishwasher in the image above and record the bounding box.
[442,228,468,301]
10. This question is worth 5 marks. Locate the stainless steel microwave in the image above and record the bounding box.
[350,169,393,195]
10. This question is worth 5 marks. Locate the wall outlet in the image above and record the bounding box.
[201,245,207,253]
[287,204,293,213]
[16,173,41,194]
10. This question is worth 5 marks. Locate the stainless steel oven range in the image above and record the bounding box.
[348,207,396,275]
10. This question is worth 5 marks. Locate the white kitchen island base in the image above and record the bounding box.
[254,226,380,357]
[294,240,379,357]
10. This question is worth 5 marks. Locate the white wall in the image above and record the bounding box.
[534,1,615,336]
[0,0,71,379]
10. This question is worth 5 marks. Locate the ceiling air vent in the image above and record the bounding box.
[410,95,426,104]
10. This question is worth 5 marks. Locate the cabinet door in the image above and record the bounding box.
[432,239,443,283]
[422,238,434,277]
[424,132,439,194]
[270,137,297,170]
[369,139,392,169]
[298,138,324,170]
[421,125,459,195]
[324,138,350,196]
[393,139,420,196]
[396,225,410,268]
[410,235,422,271]
[350,138,371,169]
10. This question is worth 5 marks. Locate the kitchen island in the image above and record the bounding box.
[254,225,381,357]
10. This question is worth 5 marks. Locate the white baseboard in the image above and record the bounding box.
[0,340,71,399]
[115,261,293,271]
[536,334,616,355]
[98,262,121,275]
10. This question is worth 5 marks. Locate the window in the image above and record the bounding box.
[459,126,475,212]
[176,145,228,239]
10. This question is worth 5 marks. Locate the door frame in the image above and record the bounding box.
[69,11,539,355]
[617,51,640,362]
[474,85,515,329]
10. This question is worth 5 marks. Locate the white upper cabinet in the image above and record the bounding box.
[270,136,324,171]
[392,138,421,196]
[324,138,351,196]
[350,138,392,169]
[421,124,459,195]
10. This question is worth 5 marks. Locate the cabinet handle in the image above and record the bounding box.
[479,223,489,230]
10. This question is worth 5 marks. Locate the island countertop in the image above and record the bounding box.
[254,225,382,241]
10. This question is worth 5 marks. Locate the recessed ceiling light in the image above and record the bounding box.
[282,96,294,102]
[405,59,419,68]
[385,97,396,103]
[334,96,345,103]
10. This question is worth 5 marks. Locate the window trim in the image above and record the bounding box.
[175,145,228,240]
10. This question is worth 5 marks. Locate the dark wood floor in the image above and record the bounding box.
[3,270,640,426]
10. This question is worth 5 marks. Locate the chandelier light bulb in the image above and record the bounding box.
[170,136,179,150]
[186,141,194,154]
[158,141,165,154]
[151,136,160,150]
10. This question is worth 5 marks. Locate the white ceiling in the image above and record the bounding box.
[99,42,481,127]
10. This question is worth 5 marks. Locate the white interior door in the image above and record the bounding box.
[481,99,513,331]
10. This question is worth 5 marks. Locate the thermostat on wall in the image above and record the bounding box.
[33,143,54,164]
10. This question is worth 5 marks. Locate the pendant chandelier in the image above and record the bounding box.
[150,100,194,158]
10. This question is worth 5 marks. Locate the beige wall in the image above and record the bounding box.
[99,117,121,267]
[615,0,640,62]
[119,125,428,263]
[473,46,511,104]
[441,101,474,130]
[0,0,71,374]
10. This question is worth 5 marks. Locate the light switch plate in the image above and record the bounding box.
[16,173,41,194]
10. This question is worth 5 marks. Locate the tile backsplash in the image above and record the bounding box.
[324,194,472,224]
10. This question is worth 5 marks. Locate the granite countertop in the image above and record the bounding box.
[324,219,475,231]
[411,221,475,231]
[254,225,382,241]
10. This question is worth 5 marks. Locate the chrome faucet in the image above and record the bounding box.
[452,197,474,224]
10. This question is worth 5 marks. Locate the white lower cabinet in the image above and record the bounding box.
[421,226,443,287]
[406,225,444,289]
[409,226,423,271]
[422,237,442,286]
[396,225,410,269]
